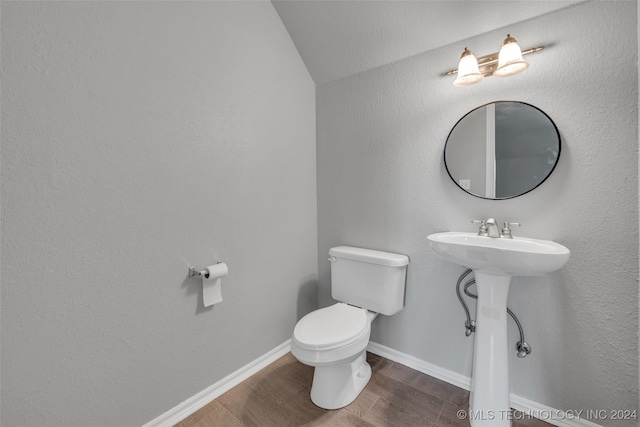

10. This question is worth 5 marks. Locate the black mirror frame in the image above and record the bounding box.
[444,101,561,200]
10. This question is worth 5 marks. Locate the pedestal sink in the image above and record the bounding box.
[427,231,570,427]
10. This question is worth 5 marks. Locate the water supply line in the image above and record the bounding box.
[457,269,532,358]
[455,269,476,336]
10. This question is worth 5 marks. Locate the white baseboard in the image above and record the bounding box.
[366,341,472,390]
[366,341,603,427]
[142,340,292,427]
[509,394,604,427]
[143,339,603,427]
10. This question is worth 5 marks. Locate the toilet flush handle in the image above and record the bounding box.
[328,256,337,263]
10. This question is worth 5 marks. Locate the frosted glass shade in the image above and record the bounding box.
[494,38,529,77]
[453,49,484,86]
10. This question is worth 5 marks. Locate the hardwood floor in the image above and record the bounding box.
[176,352,552,427]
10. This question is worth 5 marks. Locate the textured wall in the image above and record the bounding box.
[1,2,316,425]
[317,1,638,424]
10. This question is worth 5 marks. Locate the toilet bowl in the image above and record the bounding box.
[290,246,409,410]
[291,302,377,409]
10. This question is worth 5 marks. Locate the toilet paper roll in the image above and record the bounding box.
[202,263,228,307]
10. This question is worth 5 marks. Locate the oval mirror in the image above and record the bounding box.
[444,101,561,200]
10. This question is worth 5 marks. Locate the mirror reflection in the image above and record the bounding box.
[444,101,561,199]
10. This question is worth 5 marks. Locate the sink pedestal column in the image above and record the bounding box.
[469,272,512,427]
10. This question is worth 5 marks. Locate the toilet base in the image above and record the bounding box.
[309,351,371,409]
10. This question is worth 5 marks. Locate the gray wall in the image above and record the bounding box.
[317,1,638,424]
[1,2,316,426]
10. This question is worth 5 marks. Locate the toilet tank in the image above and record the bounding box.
[329,246,409,316]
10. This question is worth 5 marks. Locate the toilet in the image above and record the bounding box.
[291,246,409,409]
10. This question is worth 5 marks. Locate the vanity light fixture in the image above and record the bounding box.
[447,34,544,86]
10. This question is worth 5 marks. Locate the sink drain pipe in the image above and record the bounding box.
[456,269,532,358]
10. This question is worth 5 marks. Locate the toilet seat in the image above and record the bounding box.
[293,303,369,351]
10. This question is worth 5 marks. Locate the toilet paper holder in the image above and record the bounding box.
[189,262,224,279]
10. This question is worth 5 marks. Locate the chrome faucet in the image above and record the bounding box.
[471,219,499,237]
[485,218,500,238]
[472,218,519,238]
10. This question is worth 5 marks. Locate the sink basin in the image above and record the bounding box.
[427,231,570,276]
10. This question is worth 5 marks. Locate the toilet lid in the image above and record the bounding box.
[293,303,369,351]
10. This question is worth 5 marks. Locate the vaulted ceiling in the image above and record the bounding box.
[272,0,585,85]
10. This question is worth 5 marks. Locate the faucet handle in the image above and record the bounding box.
[501,222,521,239]
[471,219,488,236]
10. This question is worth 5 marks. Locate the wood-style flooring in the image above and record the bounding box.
[176,352,552,427]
